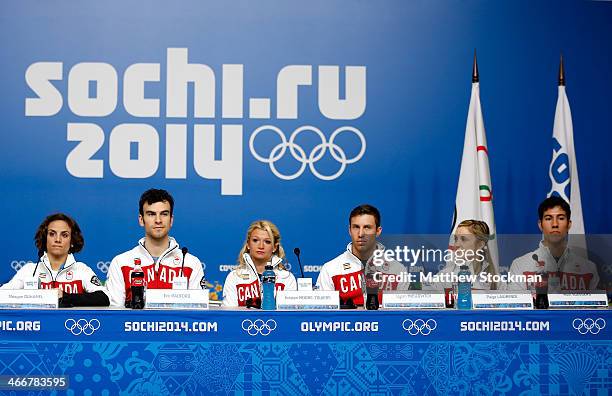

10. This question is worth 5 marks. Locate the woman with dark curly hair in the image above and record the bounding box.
[1,213,109,307]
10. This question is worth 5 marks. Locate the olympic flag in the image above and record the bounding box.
[547,57,585,235]
[452,55,500,274]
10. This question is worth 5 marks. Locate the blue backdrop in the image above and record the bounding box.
[1,0,611,291]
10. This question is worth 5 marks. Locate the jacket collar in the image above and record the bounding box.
[137,236,179,260]
[242,253,283,277]
[345,242,386,265]
[41,252,75,273]
[537,240,570,262]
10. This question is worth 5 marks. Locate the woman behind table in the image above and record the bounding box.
[0,213,110,307]
[222,220,297,307]
[436,219,498,290]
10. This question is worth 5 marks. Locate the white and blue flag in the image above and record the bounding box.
[547,84,585,235]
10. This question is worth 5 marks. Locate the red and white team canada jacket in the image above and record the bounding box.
[0,253,106,295]
[315,243,408,306]
[503,243,600,291]
[106,237,205,307]
[222,254,297,307]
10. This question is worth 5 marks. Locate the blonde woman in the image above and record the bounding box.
[222,220,297,307]
[436,219,498,290]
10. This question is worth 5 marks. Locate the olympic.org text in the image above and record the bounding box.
[0,321,40,331]
[124,321,217,332]
[373,272,542,285]
[301,321,378,332]
[460,321,550,332]
[372,245,485,266]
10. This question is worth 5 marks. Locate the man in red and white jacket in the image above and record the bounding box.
[105,189,205,307]
[315,204,408,306]
[504,196,600,291]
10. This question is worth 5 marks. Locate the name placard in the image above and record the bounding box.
[548,291,608,309]
[145,289,209,309]
[297,278,313,291]
[276,291,339,310]
[472,291,533,310]
[172,277,188,290]
[382,291,445,309]
[0,289,59,309]
[23,277,39,290]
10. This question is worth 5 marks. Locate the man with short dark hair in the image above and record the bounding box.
[315,204,407,306]
[105,189,205,307]
[505,196,599,291]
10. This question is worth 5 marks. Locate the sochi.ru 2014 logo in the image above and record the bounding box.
[572,318,606,335]
[64,319,101,336]
[241,319,277,336]
[24,48,367,195]
[402,319,437,336]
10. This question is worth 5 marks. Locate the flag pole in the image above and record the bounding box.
[472,50,479,83]
[558,53,565,86]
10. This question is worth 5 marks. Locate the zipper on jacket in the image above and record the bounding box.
[139,241,178,284]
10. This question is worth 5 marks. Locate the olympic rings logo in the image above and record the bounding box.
[249,125,366,180]
[97,261,110,273]
[241,319,277,336]
[11,260,28,272]
[402,319,437,336]
[64,319,101,336]
[572,318,606,335]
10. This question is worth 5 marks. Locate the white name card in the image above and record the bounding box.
[548,291,608,309]
[0,289,59,309]
[297,278,313,291]
[472,291,534,310]
[145,289,209,309]
[382,291,445,309]
[23,277,39,290]
[276,290,339,310]
[172,277,188,290]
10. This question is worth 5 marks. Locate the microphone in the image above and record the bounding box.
[31,248,44,277]
[180,247,188,277]
[293,247,305,278]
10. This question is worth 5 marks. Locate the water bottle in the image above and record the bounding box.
[534,258,549,309]
[457,265,472,309]
[261,264,276,310]
[365,272,379,310]
[130,258,146,309]
[409,265,423,290]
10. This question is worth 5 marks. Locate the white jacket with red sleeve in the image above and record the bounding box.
[105,237,205,307]
[502,242,599,291]
[1,253,106,294]
[315,243,408,306]
[222,254,297,307]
